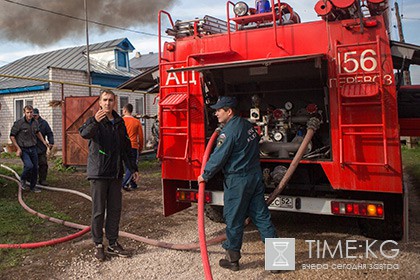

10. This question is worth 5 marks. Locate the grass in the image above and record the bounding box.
[0,152,17,159]
[138,159,161,179]
[0,165,73,271]
[138,158,160,169]
[401,145,420,185]
[0,158,158,270]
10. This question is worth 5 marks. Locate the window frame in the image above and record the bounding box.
[135,97,145,125]
[115,50,129,71]
[135,97,145,115]
[14,98,33,121]
[119,96,129,115]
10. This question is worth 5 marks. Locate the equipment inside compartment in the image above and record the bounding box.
[202,58,331,161]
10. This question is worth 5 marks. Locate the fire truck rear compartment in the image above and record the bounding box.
[202,58,332,192]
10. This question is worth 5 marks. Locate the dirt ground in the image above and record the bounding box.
[0,158,419,279]
[0,158,168,279]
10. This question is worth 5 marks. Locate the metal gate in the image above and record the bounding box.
[62,96,99,166]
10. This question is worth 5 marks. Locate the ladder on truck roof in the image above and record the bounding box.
[336,36,388,167]
[166,15,235,38]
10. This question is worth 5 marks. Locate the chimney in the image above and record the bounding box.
[135,52,141,58]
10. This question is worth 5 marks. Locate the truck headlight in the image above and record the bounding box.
[234,1,249,17]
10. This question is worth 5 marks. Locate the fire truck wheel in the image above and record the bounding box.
[358,196,403,241]
[205,205,224,223]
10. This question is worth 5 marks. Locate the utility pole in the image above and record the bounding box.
[84,0,92,96]
[394,1,411,86]
[395,1,414,149]
[394,2,404,43]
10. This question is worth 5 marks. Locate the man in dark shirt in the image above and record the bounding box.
[33,108,54,186]
[198,96,277,271]
[10,105,49,192]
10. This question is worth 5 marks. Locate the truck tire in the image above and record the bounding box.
[205,205,224,223]
[358,196,403,241]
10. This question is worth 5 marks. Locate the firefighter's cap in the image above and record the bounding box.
[210,96,238,110]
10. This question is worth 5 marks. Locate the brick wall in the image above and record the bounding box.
[0,90,54,147]
[49,67,91,149]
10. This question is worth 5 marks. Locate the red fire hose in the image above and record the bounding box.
[197,118,320,278]
[198,128,221,280]
[0,164,227,251]
[0,173,91,249]
[0,118,318,270]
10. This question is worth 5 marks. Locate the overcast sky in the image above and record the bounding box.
[0,0,418,83]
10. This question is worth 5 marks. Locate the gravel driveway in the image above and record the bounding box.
[57,179,420,280]
[2,158,419,280]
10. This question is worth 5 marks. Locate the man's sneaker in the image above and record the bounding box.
[107,242,130,257]
[95,244,106,261]
[20,180,27,191]
[39,180,49,186]
[31,188,42,193]
[123,185,132,192]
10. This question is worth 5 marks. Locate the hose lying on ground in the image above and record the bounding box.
[0,173,90,249]
[0,118,319,251]
[0,164,226,250]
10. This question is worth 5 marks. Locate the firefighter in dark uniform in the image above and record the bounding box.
[198,96,277,271]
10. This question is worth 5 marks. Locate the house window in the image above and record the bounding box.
[116,50,128,70]
[120,96,129,115]
[135,97,144,116]
[14,99,33,121]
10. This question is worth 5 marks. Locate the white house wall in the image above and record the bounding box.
[1,67,150,152]
[117,92,158,148]
[90,50,115,68]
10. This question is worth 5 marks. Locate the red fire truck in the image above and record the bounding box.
[157,0,420,240]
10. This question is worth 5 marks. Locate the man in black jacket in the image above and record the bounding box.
[10,105,49,192]
[79,89,139,261]
[33,108,54,186]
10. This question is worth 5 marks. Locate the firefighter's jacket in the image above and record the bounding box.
[202,115,261,181]
[79,110,138,180]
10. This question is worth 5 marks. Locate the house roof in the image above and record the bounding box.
[118,65,159,93]
[390,40,420,70]
[0,38,139,93]
[130,52,159,70]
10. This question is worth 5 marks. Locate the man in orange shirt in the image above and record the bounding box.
[122,103,143,191]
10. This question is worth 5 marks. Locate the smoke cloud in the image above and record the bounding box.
[0,0,177,46]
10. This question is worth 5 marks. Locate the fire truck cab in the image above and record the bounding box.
[157,0,420,240]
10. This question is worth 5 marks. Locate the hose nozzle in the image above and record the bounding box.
[307,117,321,131]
